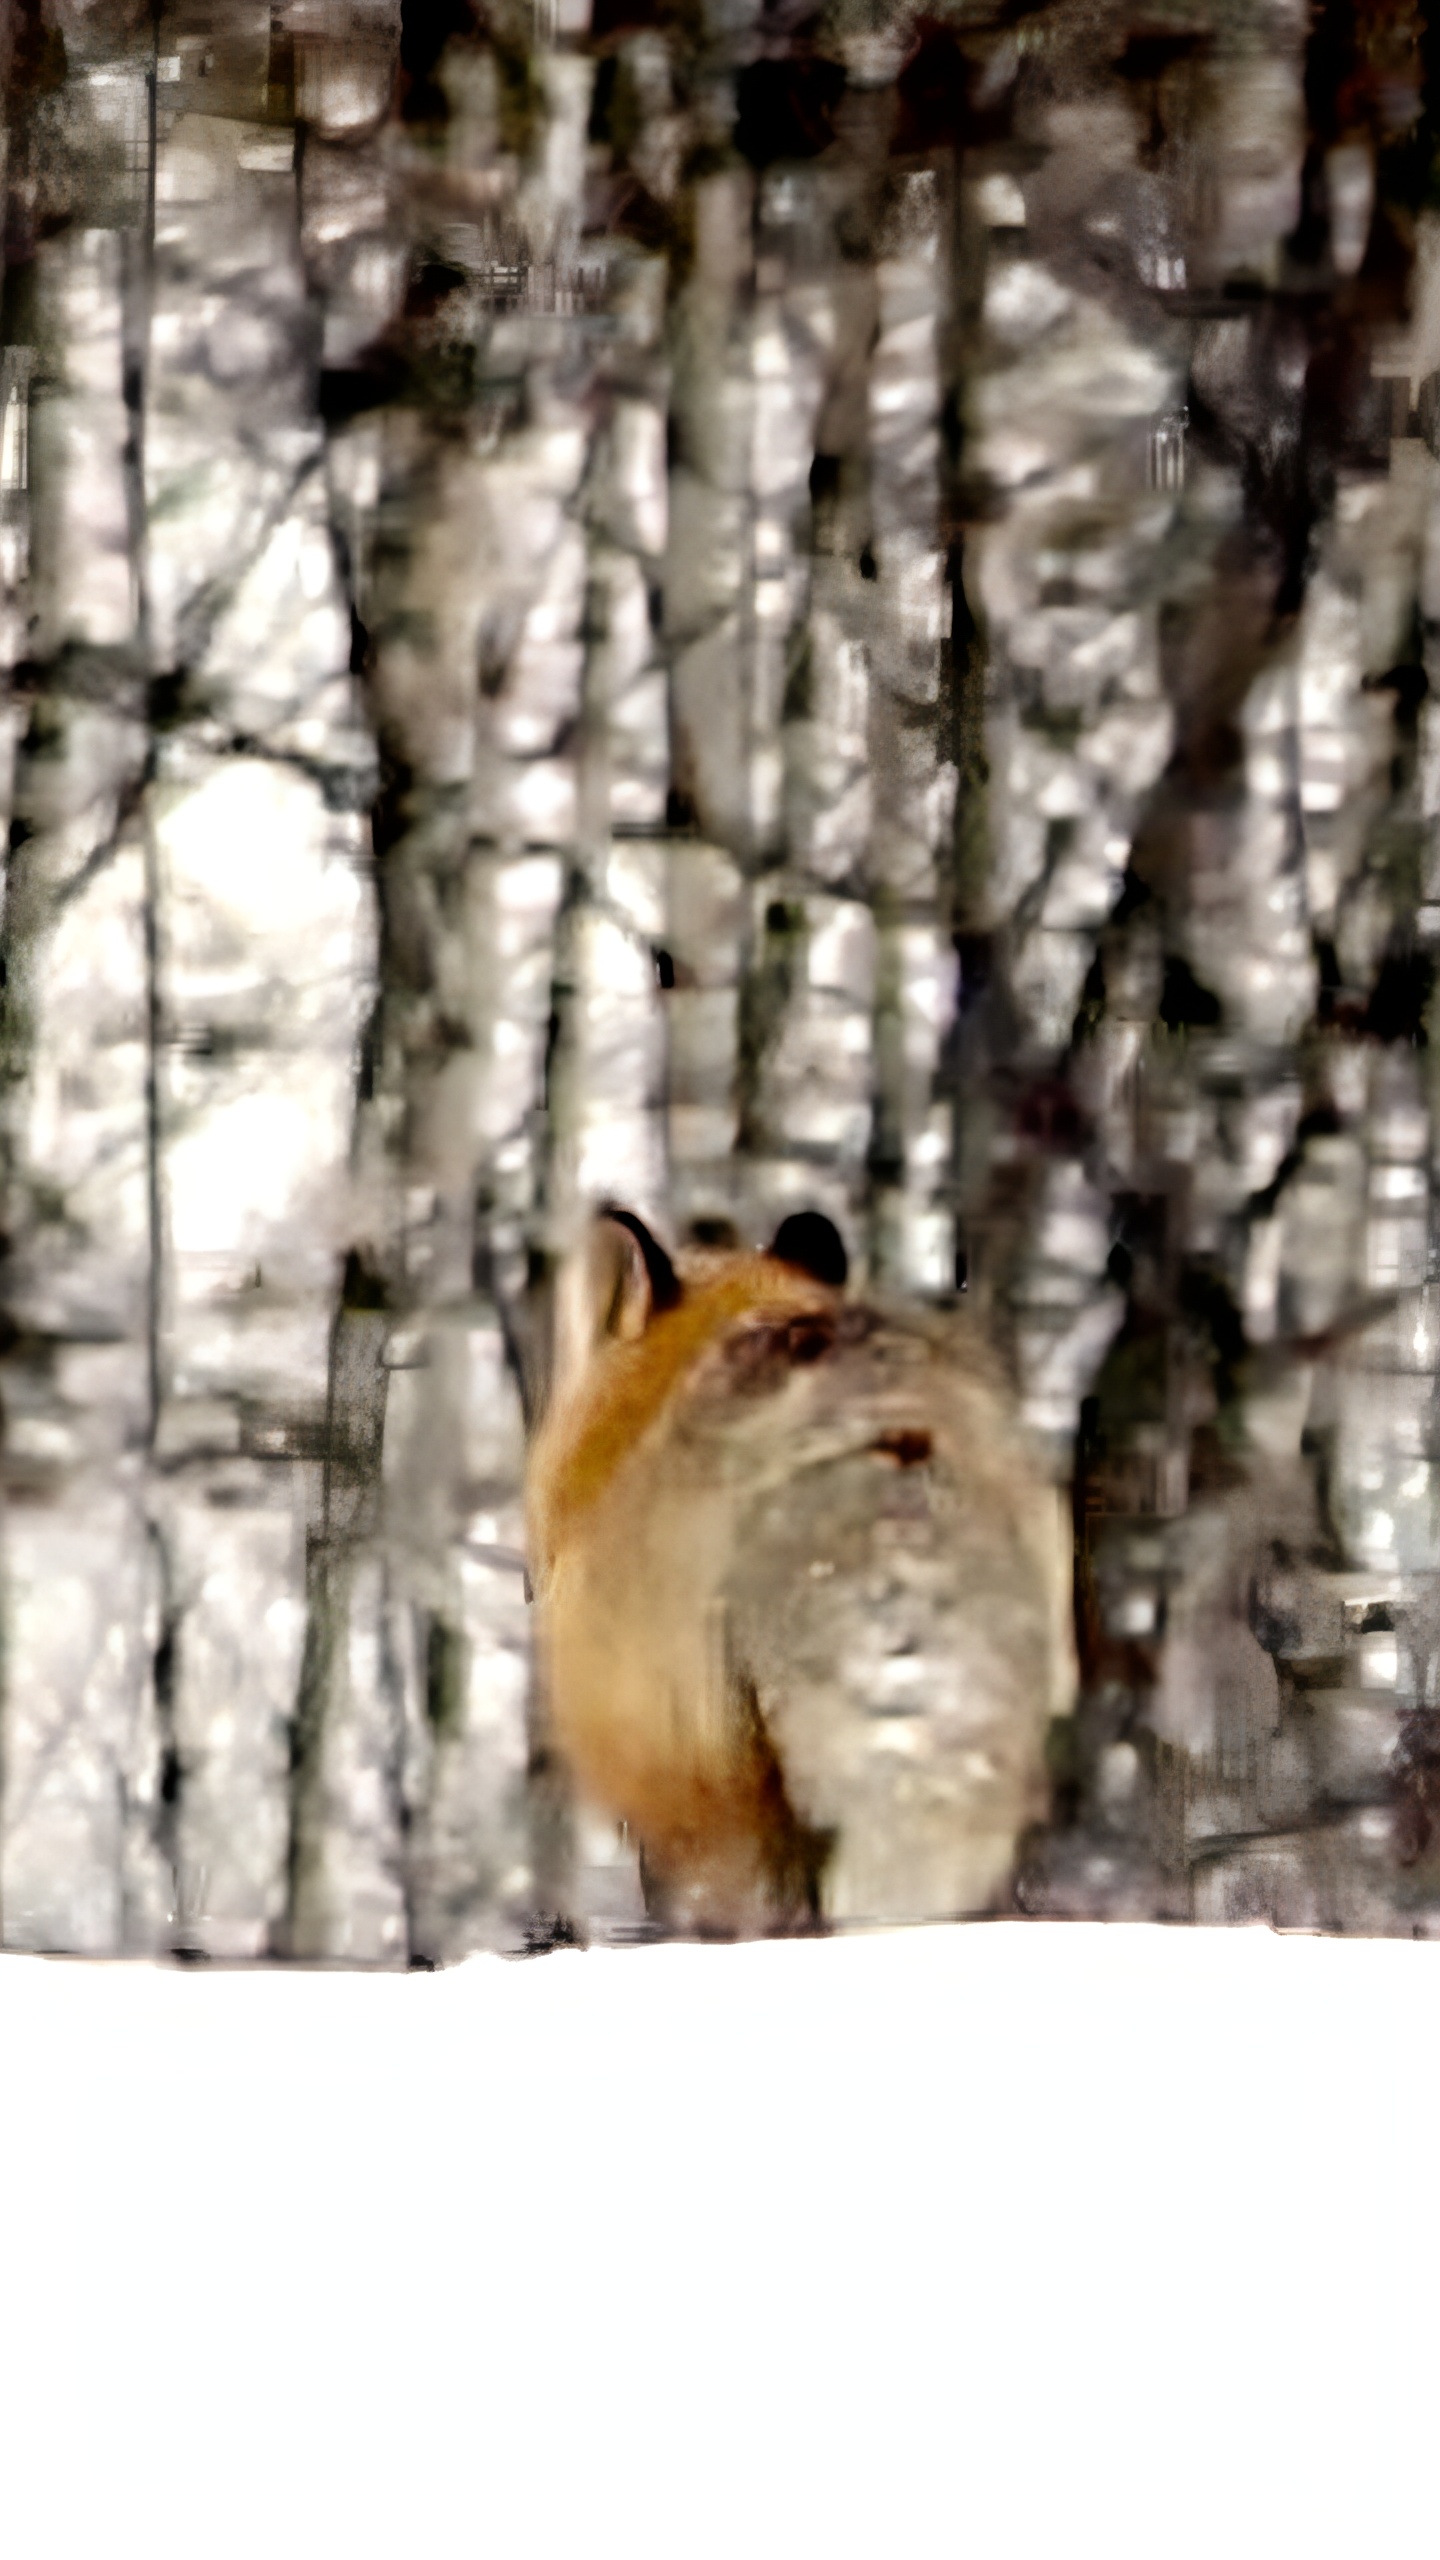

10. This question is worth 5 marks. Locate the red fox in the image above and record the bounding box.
[526,1207,1075,1936]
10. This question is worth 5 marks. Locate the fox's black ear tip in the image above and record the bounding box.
[770,1211,849,1289]
[595,1203,682,1312]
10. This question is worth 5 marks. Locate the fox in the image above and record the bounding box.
[525,1205,1077,1937]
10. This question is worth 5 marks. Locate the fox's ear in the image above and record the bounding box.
[769,1211,848,1289]
[551,1206,681,1398]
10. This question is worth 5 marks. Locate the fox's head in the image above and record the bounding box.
[528,1205,860,1573]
